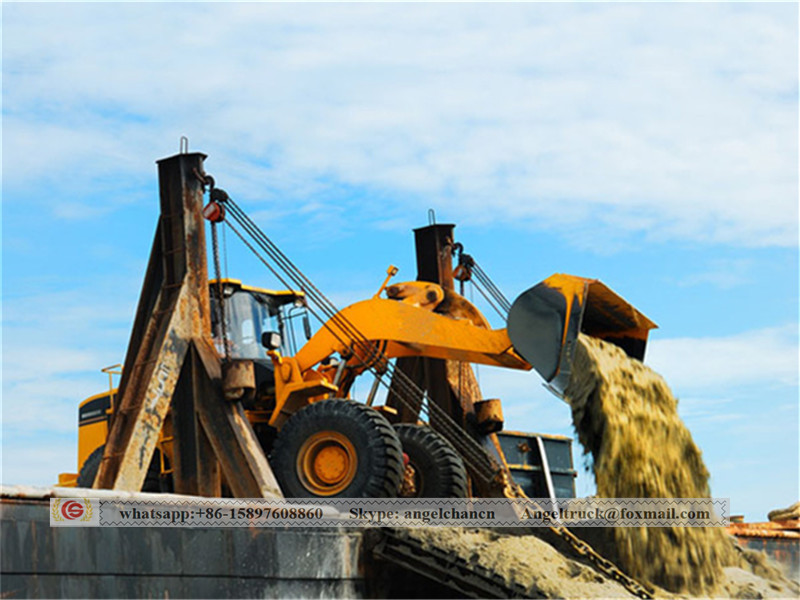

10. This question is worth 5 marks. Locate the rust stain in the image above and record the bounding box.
[728,521,800,539]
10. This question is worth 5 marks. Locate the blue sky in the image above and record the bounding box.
[2,3,797,521]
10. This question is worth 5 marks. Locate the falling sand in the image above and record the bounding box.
[404,335,796,598]
[563,334,788,595]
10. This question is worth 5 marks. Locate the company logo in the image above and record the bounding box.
[51,499,93,522]
[61,500,84,519]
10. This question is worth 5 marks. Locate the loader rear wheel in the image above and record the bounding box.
[77,445,170,492]
[270,399,404,498]
[395,424,468,498]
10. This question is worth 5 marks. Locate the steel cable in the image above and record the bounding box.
[219,199,502,483]
[470,263,512,317]
[225,217,499,483]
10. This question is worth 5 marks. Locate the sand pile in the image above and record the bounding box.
[720,566,798,599]
[408,527,636,598]
[406,526,797,599]
[768,501,800,522]
[563,334,790,595]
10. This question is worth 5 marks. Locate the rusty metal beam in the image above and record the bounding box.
[94,151,281,498]
[95,152,209,491]
[193,338,282,498]
[389,223,475,426]
[95,288,192,490]
[388,223,515,497]
[413,224,456,290]
[196,420,222,497]
[170,347,203,496]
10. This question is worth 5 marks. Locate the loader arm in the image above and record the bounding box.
[295,297,531,372]
[268,274,654,429]
[267,297,531,428]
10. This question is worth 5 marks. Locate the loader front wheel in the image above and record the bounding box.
[395,424,468,498]
[270,399,404,498]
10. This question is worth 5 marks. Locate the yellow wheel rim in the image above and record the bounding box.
[297,431,358,496]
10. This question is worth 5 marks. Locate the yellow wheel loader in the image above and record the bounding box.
[58,150,655,501]
[61,271,653,498]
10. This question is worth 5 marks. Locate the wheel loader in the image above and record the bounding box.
[57,150,655,501]
[59,254,655,499]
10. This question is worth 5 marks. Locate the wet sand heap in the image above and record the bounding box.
[408,527,636,599]
[563,334,739,595]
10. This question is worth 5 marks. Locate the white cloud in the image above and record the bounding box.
[646,324,799,391]
[2,346,107,385]
[1,285,137,447]
[678,258,755,289]
[0,437,77,487]
[2,381,95,435]
[3,3,797,248]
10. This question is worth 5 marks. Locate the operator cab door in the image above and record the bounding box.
[209,279,308,408]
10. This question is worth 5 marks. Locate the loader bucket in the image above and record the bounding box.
[507,274,657,395]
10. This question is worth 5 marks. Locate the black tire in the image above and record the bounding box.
[77,445,105,488]
[77,445,170,492]
[270,399,404,498]
[395,424,468,498]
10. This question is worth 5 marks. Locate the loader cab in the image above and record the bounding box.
[209,279,308,360]
[209,279,309,433]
